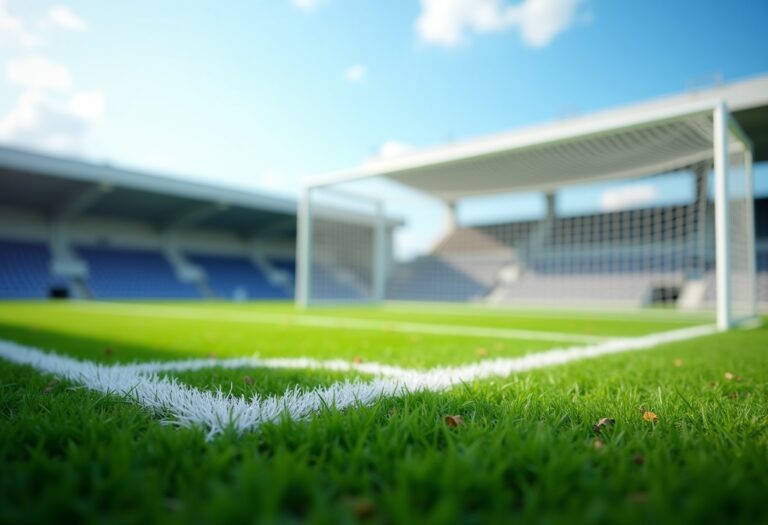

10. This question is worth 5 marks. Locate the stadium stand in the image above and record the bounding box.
[385,200,714,306]
[387,256,489,302]
[78,245,200,299]
[269,258,297,282]
[0,239,52,298]
[0,145,297,301]
[189,253,288,300]
[310,264,366,301]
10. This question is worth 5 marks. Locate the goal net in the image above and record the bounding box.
[297,186,387,305]
[297,102,757,330]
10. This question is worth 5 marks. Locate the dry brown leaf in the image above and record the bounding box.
[444,415,464,428]
[42,379,59,395]
[724,372,742,381]
[243,375,254,386]
[475,347,489,357]
[342,497,376,519]
[642,411,659,424]
[592,417,616,434]
[673,358,683,367]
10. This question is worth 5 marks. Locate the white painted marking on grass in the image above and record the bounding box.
[381,301,716,325]
[0,324,717,439]
[119,324,719,388]
[0,338,405,440]
[60,302,611,344]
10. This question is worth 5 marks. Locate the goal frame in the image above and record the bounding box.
[296,100,757,331]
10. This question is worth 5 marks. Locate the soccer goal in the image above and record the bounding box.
[296,100,757,331]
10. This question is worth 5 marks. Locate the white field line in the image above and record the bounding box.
[381,302,716,325]
[60,302,611,344]
[0,324,717,439]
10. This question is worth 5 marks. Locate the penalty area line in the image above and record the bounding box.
[0,324,717,439]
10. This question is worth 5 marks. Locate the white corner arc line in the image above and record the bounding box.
[0,324,717,439]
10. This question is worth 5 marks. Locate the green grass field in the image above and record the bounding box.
[0,301,766,524]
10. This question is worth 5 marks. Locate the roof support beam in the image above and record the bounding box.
[163,202,228,235]
[50,183,112,255]
[49,183,112,285]
[52,183,112,222]
[248,216,296,241]
[160,203,228,291]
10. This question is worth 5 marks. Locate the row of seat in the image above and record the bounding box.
[80,246,201,299]
[3,237,767,304]
[189,254,288,300]
[387,251,768,304]
[0,239,52,298]
[0,239,296,300]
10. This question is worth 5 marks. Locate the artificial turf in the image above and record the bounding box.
[0,301,765,524]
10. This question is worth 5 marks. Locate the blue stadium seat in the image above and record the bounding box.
[269,258,297,284]
[387,256,487,302]
[268,259,365,300]
[310,264,366,300]
[78,246,200,299]
[0,239,52,298]
[190,254,288,300]
[757,250,768,271]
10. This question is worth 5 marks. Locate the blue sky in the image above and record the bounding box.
[0,0,767,220]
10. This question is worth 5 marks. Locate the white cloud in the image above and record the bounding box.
[1,54,104,154]
[0,0,40,47]
[0,3,87,49]
[6,55,73,90]
[416,0,583,48]
[47,6,87,31]
[372,141,413,161]
[601,184,658,212]
[0,88,103,154]
[67,90,105,121]
[0,5,99,156]
[344,64,367,82]
[291,0,323,12]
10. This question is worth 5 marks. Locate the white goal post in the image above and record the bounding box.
[297,99,757,331]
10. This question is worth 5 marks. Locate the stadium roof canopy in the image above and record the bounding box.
[312,74,768,202]
[0,146,296,237]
